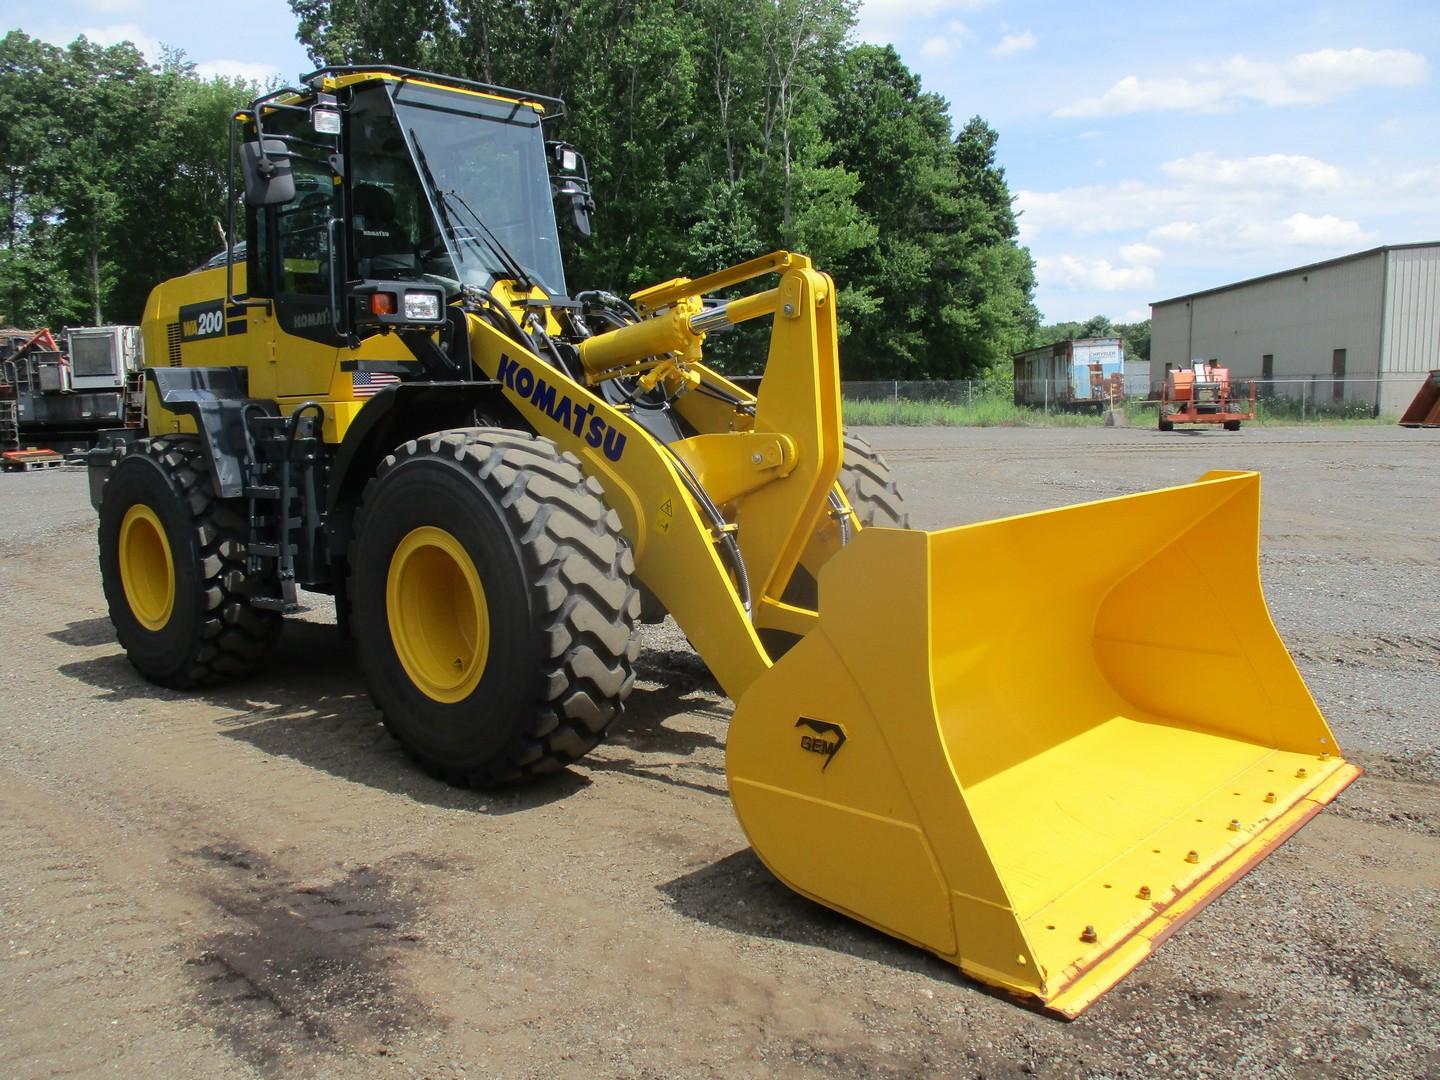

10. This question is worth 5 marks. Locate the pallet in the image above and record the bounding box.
[2,449,66,472]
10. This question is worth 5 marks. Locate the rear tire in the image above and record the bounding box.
[97,435,281,688]
[1158,418,1174,431]
[350,428,640,786]
[1223,420,1241,431]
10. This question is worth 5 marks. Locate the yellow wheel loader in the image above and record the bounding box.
[87,66,1358,1016]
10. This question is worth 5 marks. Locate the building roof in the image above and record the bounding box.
[1150,242,1440,308]
[1012,336,1122,360]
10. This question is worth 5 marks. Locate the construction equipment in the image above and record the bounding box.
[0,325,144,449]
[1158,360,1255,431]
[0,360,18,454]
[85,67,1358,1017]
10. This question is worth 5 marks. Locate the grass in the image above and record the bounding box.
[842,394,1396,428]
[843,394,1101,427]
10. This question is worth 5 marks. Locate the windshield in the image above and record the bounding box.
[384,81,566,296]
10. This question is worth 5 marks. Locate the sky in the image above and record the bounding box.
[10,0,1440,324]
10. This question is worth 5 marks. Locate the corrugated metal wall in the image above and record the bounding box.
[1150,252,1386,398]
[1381,246,1440,413]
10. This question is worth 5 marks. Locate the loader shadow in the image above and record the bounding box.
[54,618,588,814]
[578,648,734,798]
[661,848,957,982]
[49,616,120,647]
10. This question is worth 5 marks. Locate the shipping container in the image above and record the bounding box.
[1012,337,1127,409]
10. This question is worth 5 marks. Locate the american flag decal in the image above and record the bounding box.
[351,371,401,398]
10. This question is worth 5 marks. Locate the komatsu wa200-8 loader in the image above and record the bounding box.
[87,67,1358,1017]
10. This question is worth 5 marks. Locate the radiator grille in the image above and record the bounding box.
[166,322,181,366]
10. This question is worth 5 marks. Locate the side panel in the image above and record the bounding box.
[141,262,435,446]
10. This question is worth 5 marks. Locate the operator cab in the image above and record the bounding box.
[231,67,591,346]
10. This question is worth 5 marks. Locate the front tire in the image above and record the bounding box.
[350,429,640,786]
[97,436,281,688]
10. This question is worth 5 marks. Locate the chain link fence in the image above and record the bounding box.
[836,373,1432,425]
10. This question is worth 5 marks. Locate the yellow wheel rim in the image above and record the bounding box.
[386,526,491,703]
[118,504,175,632]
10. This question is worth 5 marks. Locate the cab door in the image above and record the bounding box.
[246,115,347,400]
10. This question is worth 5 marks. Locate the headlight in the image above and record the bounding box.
[403,291,441,321]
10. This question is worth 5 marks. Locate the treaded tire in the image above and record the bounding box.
[97,435,281,688]
[1223,420,1242,431]
[349,428,641,786]
[1159,417,1175,431]
[837,433,909,530]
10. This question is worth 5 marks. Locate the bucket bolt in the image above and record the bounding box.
[1264,791,1277,804]
[1185,850,1199,864]
[1296,767,1308,779]
[1080,925,1098,944]
[1137,885,1151,900]
[1228,819,1242,831]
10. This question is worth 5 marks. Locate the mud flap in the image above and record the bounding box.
[726,471,1359,1016]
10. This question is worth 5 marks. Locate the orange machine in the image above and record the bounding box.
[1159,361,1254,431]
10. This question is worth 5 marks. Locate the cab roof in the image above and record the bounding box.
[298,65,565,120]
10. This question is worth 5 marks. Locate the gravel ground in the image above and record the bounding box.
[0,424,1435,1078]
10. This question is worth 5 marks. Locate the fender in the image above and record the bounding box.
[322,380,518,555]
[106,366,274,502]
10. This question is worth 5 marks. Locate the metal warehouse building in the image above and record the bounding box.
[1149,243,1440,415]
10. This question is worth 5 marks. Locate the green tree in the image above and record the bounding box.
[0,31,254,330]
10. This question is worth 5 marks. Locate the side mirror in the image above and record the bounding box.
[239,139,296,206]
[547,141,595,240]
[555,180,594,239]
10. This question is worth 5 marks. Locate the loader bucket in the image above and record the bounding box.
[727,471,1358,1017]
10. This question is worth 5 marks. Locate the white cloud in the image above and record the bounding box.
[1056,47,1428,117]
[1120,242,1163,263]
[195,59,282,85]
[920,36,957,59]
[81,0,145,12]
[855,0,994,44]
[1146,213,1372,250]
[991,29,1036,57]
[1150,221,1200,242]
[1160,152,1343,191]
[76,22,162,59]
[1037,254,1156,292]
[1258,212,1371,247]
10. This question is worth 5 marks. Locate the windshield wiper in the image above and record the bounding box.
[440,186,537,294]
[408,126,535,293]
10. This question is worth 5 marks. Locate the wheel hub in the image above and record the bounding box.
[118,504,175,631]
[386,526,491,703]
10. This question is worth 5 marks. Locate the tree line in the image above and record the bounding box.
[4,5,1046,379]
[0,31,253,332]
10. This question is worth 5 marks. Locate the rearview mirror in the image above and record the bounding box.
[547,141,594,240]
[555,180,594,239]
[239,139,296,206]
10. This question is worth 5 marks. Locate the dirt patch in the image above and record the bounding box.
[1,425,1436,1078]
[183,844,430,1071]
